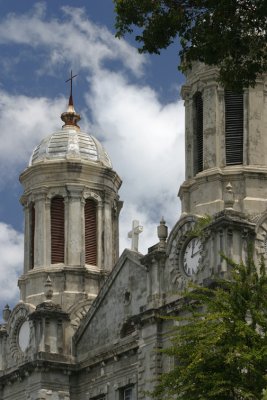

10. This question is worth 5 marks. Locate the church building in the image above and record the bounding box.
[0,63,267,399]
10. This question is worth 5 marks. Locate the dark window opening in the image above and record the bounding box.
[51,196,65,264]
[193,92,203,174]
[120,321,135,338]
[85,199,97,265]
[225,90,244,165]
[119,386,133,400]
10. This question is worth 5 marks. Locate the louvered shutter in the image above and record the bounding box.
[194,92,203,174]
[29,203,35,269]
[225,90,244,165]
[85,199,97,265]
[51,196,65,264]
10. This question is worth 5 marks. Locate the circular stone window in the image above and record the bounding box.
[18,320,30,352]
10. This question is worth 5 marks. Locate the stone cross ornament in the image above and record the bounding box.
[128,220,143,252]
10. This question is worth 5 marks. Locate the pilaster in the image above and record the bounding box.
[66,185,83,266]
[104,200,112,271]
[21,199,30,273]
[34,190,48,268]
[97,202,103,268]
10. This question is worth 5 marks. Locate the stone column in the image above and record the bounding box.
[243,89,249,165]
[181,85,192,180]
[45,196,51,268]
[66,186,83,266]
[34,190,48,268]
[97,202,103,269]
[104,200,112,271]
[113,200,123,264]
[0,329,7,370]
[216,87,225,167]
[22,198,30,273]
[203,84,217,170]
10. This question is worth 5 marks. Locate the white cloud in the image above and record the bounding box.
[0,4,145,77]
[86,71,185,252]
[0,92,66,181]
[0,223,23,306]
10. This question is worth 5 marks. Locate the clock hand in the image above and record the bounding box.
[192,249,200,257]
[191,241,195,257]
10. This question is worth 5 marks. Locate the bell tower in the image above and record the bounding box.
[18,82,122,311]
[166,64,267,287]
[179,62,267,217]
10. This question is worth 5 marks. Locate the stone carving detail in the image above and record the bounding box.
[224,182,235,209]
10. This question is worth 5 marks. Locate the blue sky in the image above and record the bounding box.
[0,1,185,309]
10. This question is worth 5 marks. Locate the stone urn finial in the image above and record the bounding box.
[2,304,11,322]
[157,217,168,249]
[224,182,235,210]
[44,276,53,301]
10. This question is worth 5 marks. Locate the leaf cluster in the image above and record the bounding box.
[152,254,267,399]
[114,0,267,90]
[187,214,212,239]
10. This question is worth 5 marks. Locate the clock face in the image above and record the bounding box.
[183,237,202,276]
[18,320,30,352]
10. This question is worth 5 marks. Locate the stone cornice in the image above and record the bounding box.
[20,160,122,192]
[0,355,75,387]
[19,265,105,281]
[210,209,256,233]
[77,336,139,371]
[29,302,70,321]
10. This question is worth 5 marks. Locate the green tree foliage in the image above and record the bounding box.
[114,0,267,90]
[152,254,267,399]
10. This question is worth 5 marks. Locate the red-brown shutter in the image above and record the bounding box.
[225,90,244,165]
[85,199,97,265]
[29,203,35,269]
[51,196,65,264]
[193,92,203,175]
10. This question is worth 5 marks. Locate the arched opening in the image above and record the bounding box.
[85,199,97,265]
[29,202,35,269]
[51,196,65,264]
[225,90,244,165]
[193,92,203,175]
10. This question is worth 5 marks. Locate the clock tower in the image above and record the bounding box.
[166,62,267,290]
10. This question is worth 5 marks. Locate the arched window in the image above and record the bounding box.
[225,90,244,165]
[51,196,65,264]
[85,199,97,265]
[29,202,35,269]
[193,92,203,174]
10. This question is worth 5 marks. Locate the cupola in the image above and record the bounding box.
[18,75,123,311]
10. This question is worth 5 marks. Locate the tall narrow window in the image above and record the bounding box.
[29,203,35,269]
[225,90,244,165]
[85,199,97,265]
[51,196,65,264]
[193,92,203,174]
[119,386,133,400]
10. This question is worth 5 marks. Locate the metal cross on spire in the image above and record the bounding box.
[65,70,78,99]
[61,70,81,128]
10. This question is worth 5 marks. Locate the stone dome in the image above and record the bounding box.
[29,92,112,168]
[29,128,112,168]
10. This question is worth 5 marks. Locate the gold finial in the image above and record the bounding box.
[61,70,81,129]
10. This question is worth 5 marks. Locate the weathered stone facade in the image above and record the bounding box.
[0,63,267,399]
